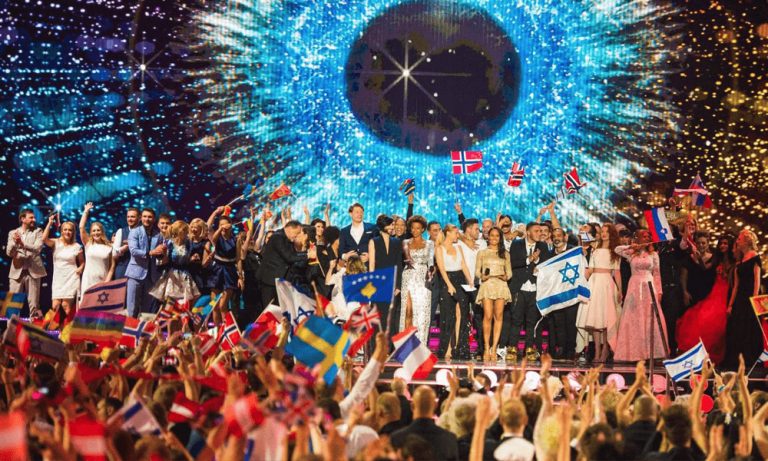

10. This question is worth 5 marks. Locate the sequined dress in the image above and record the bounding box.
[399,239,434,345]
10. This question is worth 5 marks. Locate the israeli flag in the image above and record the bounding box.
[109,394,163,436]
[663,340,708,382]
[535,246,590,316]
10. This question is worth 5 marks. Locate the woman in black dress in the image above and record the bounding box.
[724,229,763,369]
[368,215,404,334]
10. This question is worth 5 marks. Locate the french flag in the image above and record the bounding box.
[391,327,437,381]
[644,207,674,242]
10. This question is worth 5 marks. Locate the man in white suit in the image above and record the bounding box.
[6,208,47,318]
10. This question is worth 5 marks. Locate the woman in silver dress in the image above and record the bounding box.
[399,215,434,345]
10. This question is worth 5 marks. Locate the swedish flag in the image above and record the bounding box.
[342,266,397,303]
[0,292,26,318]
[285,316,349,384]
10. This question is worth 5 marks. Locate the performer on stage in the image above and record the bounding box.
[42,216,83,322]
[723,230,763,369]
[435,224,473,360]
[78,202,115,294]
[550,227,580,361]
[6,209,46,319]
[338,203,378,262]
[676,234,735,364]
[399,215,434,345]
[369,215,403,335]
[150,220,200,302]
[125,208,164,317]
[475,227,512,361]
[206,207,240,323]
[610,230,668,362]
[577,223,622,364]
[111,207,139,280]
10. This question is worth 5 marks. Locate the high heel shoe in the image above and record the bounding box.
[483,348,492,362]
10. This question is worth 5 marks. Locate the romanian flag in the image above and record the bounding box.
[285,316,350,384]
[0,292,26,318]
[268,183,291,200]
[752,295,768,317]
[67,311,125,347]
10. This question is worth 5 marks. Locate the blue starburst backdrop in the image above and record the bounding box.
[1,0,767,268]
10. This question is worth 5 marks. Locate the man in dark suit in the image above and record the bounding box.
[255,220,313,309]
[503,222,553,359]
[338,203,378,263]
[390,386,458,461]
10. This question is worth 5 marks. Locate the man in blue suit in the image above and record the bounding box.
[125,208,164,317]
[338,203,378,263]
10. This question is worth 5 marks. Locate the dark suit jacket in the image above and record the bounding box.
[338,222,378,257]
[508,239,553,292]
[390,418,459,461]
[255,230,307,286]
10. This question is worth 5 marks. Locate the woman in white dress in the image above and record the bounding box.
[576,223,623,363]
[399,215,435,345]
[42,216,83,322]
[79,202,115,294]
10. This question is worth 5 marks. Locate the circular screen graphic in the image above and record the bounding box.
[345,1,521,154]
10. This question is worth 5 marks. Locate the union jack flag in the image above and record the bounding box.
[451,151,483,174]
[563,167,586,194]
[218,312,241,351]
[507,162,524,187]
[344,303,381,333]
[121,317,157,348]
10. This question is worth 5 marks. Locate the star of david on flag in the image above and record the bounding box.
[535,246,590,317]
[663,340,708,382]
[450,151,483,174]
[275,279,316,329]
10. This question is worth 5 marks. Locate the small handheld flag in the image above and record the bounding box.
[79,278,127,313]
[399,178,416,195]
[269,183,292,200]
[663,340,708,382]
[674,174,712,208]
[644,208,674,242]
[507,162,524,187]
[0,292,26,318]
[563,167,586,194]
[285,316,350,384]
[391,327,437,381]
[751,295,768,317]
[451,151,483,174]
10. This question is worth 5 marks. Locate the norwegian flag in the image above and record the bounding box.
[451,151,483,174]
[120,317,157,349]
[242,321,278,354]
[344,304,381,333]
[218,312,241,351]
[507,162,525,187]
[563,167,586,194]
[155,298,188,327]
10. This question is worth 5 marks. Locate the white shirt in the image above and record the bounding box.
[520,240,538,292]
[350,222,364,244]
[494,436,535,461]
[457,238,487,284]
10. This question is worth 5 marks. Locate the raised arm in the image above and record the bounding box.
[42,215,56,248]
[302,204,311,225]
[546,201,561,231]
[206,206,223,240]
[324,203,332,227]
[406,194,414,220]
[79,202,93,244]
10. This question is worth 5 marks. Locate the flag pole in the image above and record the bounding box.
[747,358,760,378]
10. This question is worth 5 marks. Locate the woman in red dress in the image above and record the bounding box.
[676,235,735,364]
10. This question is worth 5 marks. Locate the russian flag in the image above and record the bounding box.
[391,327,437,381]
[643,207,674,243]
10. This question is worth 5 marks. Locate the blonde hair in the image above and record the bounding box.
[740,229,758,252]
[60,221,76,244]
[89,221,110,246]
[189,218,207,240]
[170,220,189,246]
[346,255,366,275]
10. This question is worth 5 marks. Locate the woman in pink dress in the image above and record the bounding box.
[676,235,734,364]
[609,229,668,362]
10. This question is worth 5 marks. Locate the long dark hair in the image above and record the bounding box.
[488,227,506,259]
[713,234,736,270]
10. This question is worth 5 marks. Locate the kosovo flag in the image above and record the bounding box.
[342,266,397,303]
[0,292,26,318]
[285,316,349,384]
